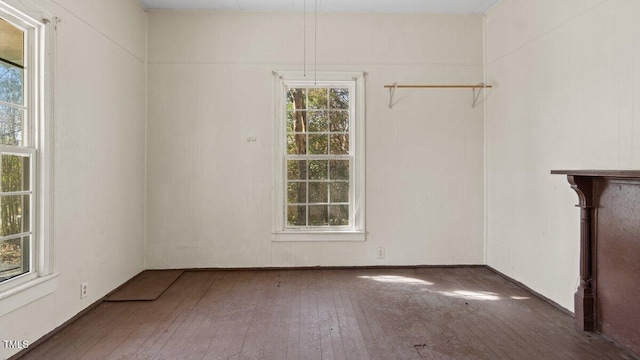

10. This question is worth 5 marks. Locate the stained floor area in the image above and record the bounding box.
[18,267,634,359]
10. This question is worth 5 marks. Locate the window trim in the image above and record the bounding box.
[0,0,55,312]
[272,71,366,242]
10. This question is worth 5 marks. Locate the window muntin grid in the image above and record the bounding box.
[0,15,35,284]
[284,85,353,228]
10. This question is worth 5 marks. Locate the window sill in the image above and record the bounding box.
[0,273,59,317]
[272,231,366,242]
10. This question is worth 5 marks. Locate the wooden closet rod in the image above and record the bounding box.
[384,84,493,89]
[385,82,493,108]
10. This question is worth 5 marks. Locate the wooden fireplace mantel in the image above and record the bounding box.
[551,170,640,178]
[552,170,640,357]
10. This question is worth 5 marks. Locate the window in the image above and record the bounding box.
[273,72,365,241]
[0,1,53,296]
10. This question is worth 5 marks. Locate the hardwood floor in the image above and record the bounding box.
[18,268,634,359]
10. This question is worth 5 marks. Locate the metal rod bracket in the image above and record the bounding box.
[388,82,398,109]
[472,83,484,108]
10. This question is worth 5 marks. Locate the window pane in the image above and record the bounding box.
[307,111,329,132]
[286,111,294,133]
[308,88,327,109]
[0,104,23,146]
[288,111,306,134]
[287,205,306,226]
[287,182,306,204]
[329,205,349,226]
[0,236,29,281]
[287,160,307,180]
[308,134,328,155]
[330,182,349,203]
[329,88,349,109]
[287,88,307,110]
[330,134,349,155]
[1,194,29,236]
[0,63,23,106]
[0,19,24,67]
[308,160,328,180]
[287,133,307,155]
[330,160,349,180]
[309,182,328,203]
[0,18,24,107]
[2,154,29,192]
[330,111,349,132]
[307,111,327,132]
[309,205,329,226]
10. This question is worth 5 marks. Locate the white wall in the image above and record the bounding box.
[0,0,146,358]
[485,0,640,310]
[146,11,485,268]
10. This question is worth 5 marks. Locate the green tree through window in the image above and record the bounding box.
[286,86,351,227]
[0,17,30,282]
[274,72,365,240]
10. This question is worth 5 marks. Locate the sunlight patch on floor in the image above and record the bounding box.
[358,275,434,285]
[438,290,500,301]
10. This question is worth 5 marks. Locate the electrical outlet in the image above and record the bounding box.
[81,282,88,299]
[376,247,385,259]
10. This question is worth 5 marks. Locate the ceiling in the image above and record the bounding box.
[139,0,500,14]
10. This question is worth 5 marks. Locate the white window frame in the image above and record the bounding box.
[0,0,56,317]
[272,71,366,242]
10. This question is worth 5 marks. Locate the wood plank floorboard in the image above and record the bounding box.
[104,270,184,302]
[17,267,635,360]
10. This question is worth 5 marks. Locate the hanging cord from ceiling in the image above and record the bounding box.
[303,0,306,77]
[301,0,318,84]
[314,0,317,85]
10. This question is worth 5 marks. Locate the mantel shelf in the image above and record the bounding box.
[551,170,640,178]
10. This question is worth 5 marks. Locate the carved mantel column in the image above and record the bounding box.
[553,170,640,356]
[552,169,640,333]
[565,175,595,331]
